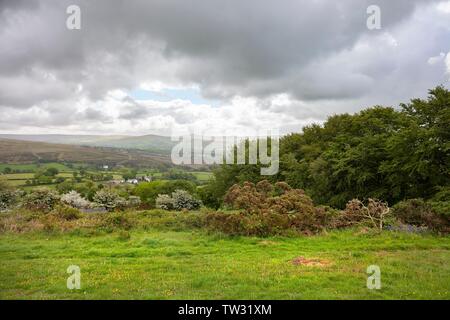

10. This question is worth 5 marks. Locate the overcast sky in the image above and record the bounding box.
[0,0,449,136]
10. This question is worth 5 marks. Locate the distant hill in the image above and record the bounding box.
[0,134,176,155]
[0,138,171,168]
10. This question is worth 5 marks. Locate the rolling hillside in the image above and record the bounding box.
[0,139,171,167]
[0,134,176,155]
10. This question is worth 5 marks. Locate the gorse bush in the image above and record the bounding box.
[50,204,81,221]
[102,213,133,230]
[23,188,60,213]
[209,180,336,236]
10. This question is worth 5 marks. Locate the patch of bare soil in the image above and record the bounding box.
[291,256,331,267]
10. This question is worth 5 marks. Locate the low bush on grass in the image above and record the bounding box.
[50,204,82,221]
[102,213,133,230]
[23,188,60,213]
[392,199,450,233]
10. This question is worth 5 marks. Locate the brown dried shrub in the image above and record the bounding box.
[207,181,335,236]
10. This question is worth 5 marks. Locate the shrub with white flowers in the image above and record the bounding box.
[61,190,91,209]
[0,189,19,211]
[155,194,174,210]
[0,179,19,211]
[172,189,202,210]
[156,190,201,211]
[93,189,126,212]
[23,188,60,212]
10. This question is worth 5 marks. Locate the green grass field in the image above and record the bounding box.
[0,162,75,172]
[0,229,448,299]
[191,171,213,182]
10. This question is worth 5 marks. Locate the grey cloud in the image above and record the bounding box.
[0,0,449,134]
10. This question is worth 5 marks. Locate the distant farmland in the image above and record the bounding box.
[0,139,171,168]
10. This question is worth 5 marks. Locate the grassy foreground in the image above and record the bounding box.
[0,228,449,300]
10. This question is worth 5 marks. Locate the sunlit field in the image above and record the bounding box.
[0,213,448,300]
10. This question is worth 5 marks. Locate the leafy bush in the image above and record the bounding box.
[56,180,75,194]
[93,190,126,212]
[23,188,60,212]
[428,187,450,218]
[133,180,196,206]
[392,199,449,233]
[197,185,221,209]
[61,191,91,209]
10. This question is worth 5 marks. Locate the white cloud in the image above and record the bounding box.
[428,52,446,65]
[436,1,450,13]
[446,52,450,74]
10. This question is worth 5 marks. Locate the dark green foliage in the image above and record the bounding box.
[206,87,450,209]
[161,169,196,181]
[56,179,75,194]
[133,180,196,206]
